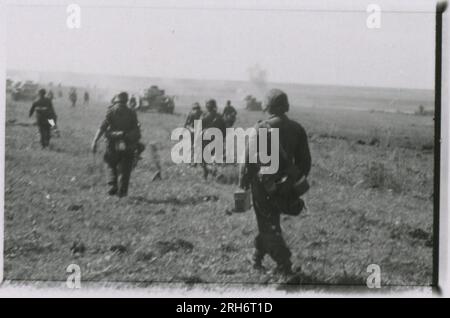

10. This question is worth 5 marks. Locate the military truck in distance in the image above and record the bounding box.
[11,81,40,101]
[244,95,263,111]
[138,85,175,114]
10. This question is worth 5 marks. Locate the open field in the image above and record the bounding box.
[3,89,435,287]
[7,69,435,114]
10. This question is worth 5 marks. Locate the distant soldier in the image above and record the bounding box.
[199,99,226,179]
[91,92,141,197]
[107,93,144,165]
[69,88,77,107]
[84,91,90,105]
[29,88,57,149]
[184,103,203,165]
[222,100,237,128]
[202,99,226,135]
[239,89,311,277]
[58,90,63,98]
[184,102,203,130]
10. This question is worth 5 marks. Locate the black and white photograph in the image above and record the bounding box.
[0,0,448,297]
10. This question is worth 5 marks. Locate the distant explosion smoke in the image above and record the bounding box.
[247,64,268,100]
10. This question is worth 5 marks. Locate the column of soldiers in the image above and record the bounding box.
[28,87,311,279]
[29,89,143,198]
[184,99,237,131]
[185,99,232,179]
[67,88,90,107]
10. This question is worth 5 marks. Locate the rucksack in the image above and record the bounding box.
[255,119,310,215]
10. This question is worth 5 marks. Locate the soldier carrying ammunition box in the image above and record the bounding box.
[240,89,311,277]
[29,88,57,149]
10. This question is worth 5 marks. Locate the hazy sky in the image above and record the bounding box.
[5,0,436,89]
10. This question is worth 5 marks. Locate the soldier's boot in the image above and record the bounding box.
[106,161,119,195]
[44,135,51,148]
[40,137,46,149]
[108,186,118,196]
[252,250,266,271]
[201,164,209,180]
[118,177,129,198]
[41,136,50,148]
[253,252,265,271]
[211,165,218,178]
[274,260,294,278]
[44,126,52,148]
[107,175,118,196]
[39,126,46,148]
[118,159,132,198]
[252,235,267,271]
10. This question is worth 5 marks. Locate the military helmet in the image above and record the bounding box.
[205,99,217,111]
[264,88,289,115]
[117,92,129,103]
[192,102,201,110]
[38,88,46,97]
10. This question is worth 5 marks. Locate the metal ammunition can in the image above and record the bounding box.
[234,190,251,212]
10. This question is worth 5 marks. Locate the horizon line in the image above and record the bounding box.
[6,68,435,92]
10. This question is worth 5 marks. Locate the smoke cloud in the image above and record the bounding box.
[247,64,268,100]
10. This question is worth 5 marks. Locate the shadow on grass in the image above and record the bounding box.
[128,194,219,206]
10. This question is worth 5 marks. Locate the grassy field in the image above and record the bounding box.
[3,92,435,287]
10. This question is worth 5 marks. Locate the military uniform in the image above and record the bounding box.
[240,89,311,274]
[98,101,141,197]
[84,92,90,105]
[201,110,226,135]
[223,102,237,128]
[29,95,57,148]
[69,89,77,107]
[184,108,203,129]
[199,99,226,179]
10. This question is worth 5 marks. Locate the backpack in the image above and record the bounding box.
[255,119,310,216]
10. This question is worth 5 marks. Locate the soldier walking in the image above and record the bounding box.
[84,91,90,105]
[91,92,142,197]
[200,99,226,179]
[184,103,203,165]
[29,89,57,149]
[239,89,311,277]
[184,103,203,130]
[69,88,77,107]
[222,100,237,128]
[202,99,226,134]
